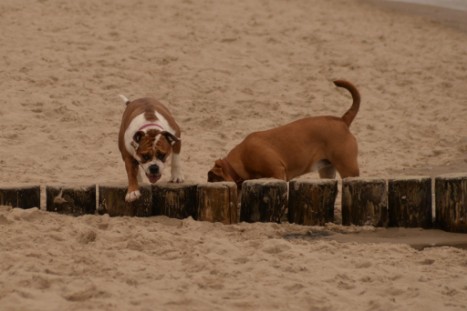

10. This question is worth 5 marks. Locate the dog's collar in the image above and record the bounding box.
[138,123,164,132]
[221,159,244,189]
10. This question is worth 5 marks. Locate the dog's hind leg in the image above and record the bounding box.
[334,157,359,178]
[331,137,360,178]
[319,165,336,179]
[312,159,336,179]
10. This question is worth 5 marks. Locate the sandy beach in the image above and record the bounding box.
[1,0,466,310]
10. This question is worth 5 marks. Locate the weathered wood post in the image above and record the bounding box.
[152,182,198,219]
[197,182,238,224]
[0,185,41,209]
[46,185,96,215]
[388,176,432,228]
[435,174,467,233]
[288,179,337,226]
[342,178,388,226]
[98,184,152,217]
[240,179,288,223]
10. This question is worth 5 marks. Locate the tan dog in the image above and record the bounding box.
[118,96,183,202]
[208,80,360,187]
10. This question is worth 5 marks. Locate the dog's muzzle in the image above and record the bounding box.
[142,164,161,183]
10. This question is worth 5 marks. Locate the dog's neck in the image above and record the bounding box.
[221,159,244,189]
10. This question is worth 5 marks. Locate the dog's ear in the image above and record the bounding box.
[208,169,225,182]
[162,131,180,146]
[131,131,145,149]
[133,131,145,143]
[214,159,223,168]
[207,160,227,182]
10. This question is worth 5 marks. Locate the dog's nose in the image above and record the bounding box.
[149,165,159,175]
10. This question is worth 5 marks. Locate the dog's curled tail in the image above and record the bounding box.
[119,94,130,105]
[334,80,360,126]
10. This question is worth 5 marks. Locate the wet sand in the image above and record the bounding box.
[367,0,467,33]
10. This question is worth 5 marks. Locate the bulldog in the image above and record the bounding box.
[208,80,360,187]
[118,95,183,202]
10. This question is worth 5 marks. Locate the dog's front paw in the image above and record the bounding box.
[125,190,141,202]
[170,173,184,183]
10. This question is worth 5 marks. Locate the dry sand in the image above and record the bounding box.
[1,0,467,310]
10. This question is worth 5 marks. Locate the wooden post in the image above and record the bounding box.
[0,186,41,209]
[46,185,96,215]
[388,176,432,228]
[152,182,197,219]
[197,182,238,224]
[342,178,388,227]
[288,179,337,226]
[435,174,467,233]
[240,179,288,223]
[98,184,152,217]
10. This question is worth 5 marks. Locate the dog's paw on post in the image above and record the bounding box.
[125,190,141,202]
[170,175,185,183]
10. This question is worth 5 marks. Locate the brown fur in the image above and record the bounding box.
[208,80,360,186]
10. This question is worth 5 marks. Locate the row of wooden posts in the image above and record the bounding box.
[0,174,466,233]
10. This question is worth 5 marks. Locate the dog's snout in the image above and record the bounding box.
[149,165,159,175]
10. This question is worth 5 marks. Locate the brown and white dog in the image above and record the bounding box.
[118,96,183,202]
[208,80,360,187]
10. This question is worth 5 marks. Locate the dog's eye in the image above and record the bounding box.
[142,154,152,162]
[156,152,166,161]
